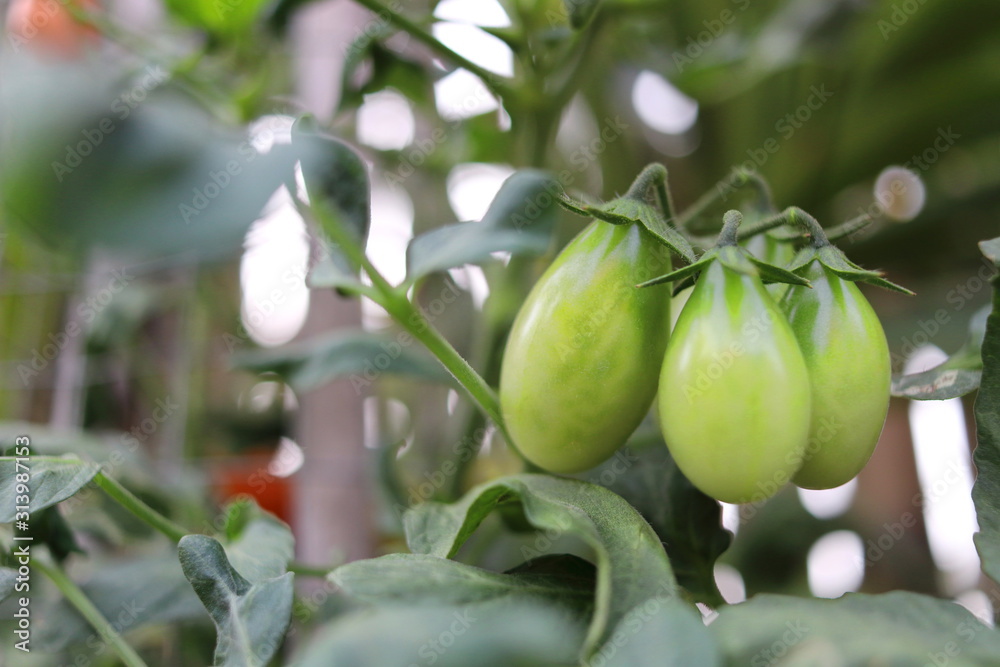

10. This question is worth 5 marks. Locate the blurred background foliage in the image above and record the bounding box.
[1,0,999,663]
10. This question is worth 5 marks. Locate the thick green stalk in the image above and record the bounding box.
[36,559,148,667]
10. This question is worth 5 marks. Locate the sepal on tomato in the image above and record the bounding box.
[789,245,914,295]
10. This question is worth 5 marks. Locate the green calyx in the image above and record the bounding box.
[558,163,695,263]
[638,210,811,293]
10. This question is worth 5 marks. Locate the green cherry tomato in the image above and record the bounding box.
[500,220,671,473]
[781,263,891,489]
[658,260,811,504]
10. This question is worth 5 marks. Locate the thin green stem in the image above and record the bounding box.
[299,200,516,453]
[625,163,667,201]
[676,170,777,229]
[349,0,517,104]
[94,472,187,543]
[388,298,510,442]
[734,206,829,246]
[36,559,148,667]
[824,212,876,241]
[288,561,335,578]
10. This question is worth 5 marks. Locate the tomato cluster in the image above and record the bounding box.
[500,180,900,505]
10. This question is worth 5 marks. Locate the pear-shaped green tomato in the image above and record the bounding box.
[500,221,671,473]
[781,264,891,489]
[658,261,811,504]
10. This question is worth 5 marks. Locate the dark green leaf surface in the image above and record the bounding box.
[0,568,16,604]
[0,456,100,521]
[973,239,1000,586]
[178,535,294,667]
[592,442,731,605]
[295,601,585,667]
[711,592,1000,666]
[403,474,678,657]
[331,552,594,615]
[601,595,721,667]
[233,330,455,391]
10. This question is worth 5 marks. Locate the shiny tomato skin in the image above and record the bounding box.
[782,264,891,489]
[658,261,811,504]
[500,221,671,473]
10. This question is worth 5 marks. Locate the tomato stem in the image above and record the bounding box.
[36,558,149,667]
[675,169,777,229]
[717,210,743,246]
[298,198,517,454]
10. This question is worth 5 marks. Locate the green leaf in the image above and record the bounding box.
[0,568,16,604]
[0,456,100,521]
[600,596,721,667]
[331,553,594,615]
[36,555,206,652]
[637,251,717,289]
[592,442,731,605]
[233,330,455,392]
[178,535,294,667]
[405,170,559,284]
[295,601,585,667]
[893,368,982,401]
[178,506,295,666]
[1,60,308,264]
[816,246,914,294]
[711,592,1000,666]
[222,507,295,582]
[403,474,678,657]
[293,119,371,293]
[164,0,271,34]
[973,256,1000,586]
[893,304,988,400]
[746,253,812,287]
[593,198,695,263]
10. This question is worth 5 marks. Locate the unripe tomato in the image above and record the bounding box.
[658,260,811,504]
[500,221,671,473]
[781,263,891,489]
[5,0,100,59]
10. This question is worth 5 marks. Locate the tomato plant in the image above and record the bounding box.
[2,1,1000,666]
